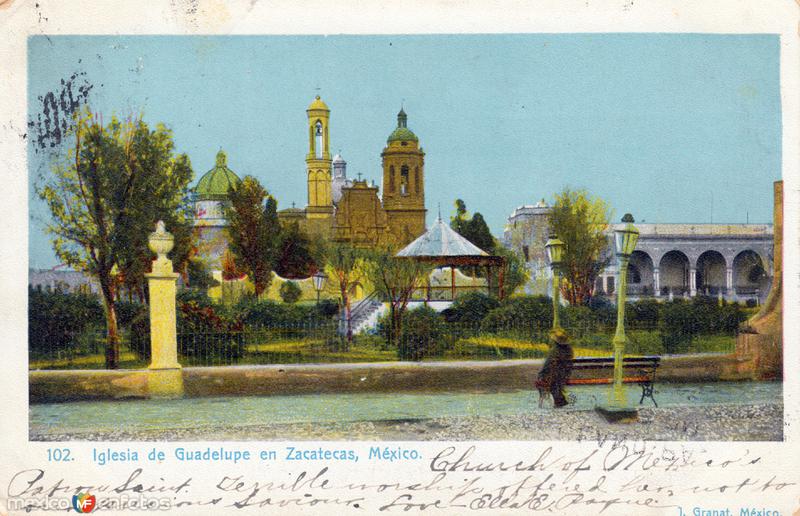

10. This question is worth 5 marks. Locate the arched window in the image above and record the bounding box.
[400,165,409,195]
[388,166,395,193]
[315,121,323,159]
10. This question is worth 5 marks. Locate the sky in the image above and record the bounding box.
[27,34,781,268]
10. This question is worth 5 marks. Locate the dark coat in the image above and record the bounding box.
[537,342,574,388]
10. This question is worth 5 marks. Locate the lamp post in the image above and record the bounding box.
[312,271,327,305]
[545,234,565,330]
[599,213,640,422]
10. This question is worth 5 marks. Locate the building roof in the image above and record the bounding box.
[610,223,773,237]
[195,150,241,200]
[308,95,329,111]
[397,217,489,257]
[332,153,346,164]
[387,108,419,143]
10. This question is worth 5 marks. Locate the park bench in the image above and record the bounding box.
[567,356,661,407]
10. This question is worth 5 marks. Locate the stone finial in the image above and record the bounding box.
[148,220,175,273]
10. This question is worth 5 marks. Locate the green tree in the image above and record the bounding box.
[366,249,432,348]
[451,199,468,234]
[465,213,496,253]
[547,188,612,305]
[36,111,194,368]
[279,281,302,304]
[450,199,495,253]
[226,176,281,297]
[274,222,318,279]
[186,256,218,290]
[492,244,530,297]
[324,242,366,344]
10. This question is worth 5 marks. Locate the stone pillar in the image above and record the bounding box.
[146,221,181,371]
[689,267,697,297]
[653,267,660,297]
[726,267,733,296]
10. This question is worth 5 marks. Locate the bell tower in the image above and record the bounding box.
[381,108,427,247]
[305,95,334,219]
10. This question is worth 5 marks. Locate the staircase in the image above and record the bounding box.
[348,292,385,334]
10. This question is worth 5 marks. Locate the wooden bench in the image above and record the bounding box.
[567,356,661,407]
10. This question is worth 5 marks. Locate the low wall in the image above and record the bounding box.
[29,353,757,403]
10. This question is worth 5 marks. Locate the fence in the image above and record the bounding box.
[28,330,148,370]
[29,318,737,370]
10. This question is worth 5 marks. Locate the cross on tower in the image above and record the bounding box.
[357,172,363,181]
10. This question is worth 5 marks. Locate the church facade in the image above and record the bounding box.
[277,96,428,249]
[191,96,429,276]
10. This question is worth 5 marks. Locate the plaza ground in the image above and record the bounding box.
[30,381,782,441]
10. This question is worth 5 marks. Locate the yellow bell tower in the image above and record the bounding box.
[382,108,427,247]
[305,96,334,220]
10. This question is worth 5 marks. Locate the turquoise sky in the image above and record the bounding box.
[28,34,781,268]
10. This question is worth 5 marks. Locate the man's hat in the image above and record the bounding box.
[549,328,569,344]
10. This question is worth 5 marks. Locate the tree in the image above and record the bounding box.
[279,281,302,304]
[547,188,612,305]
[465,213,496,253]
[324,242,366,344]
[36,110,194,368]
[274,222,318,279]
[225,176,281,296]
[450,199,495,253]
[186,257,218,290]
[451,199,468,234]
[366,249,433,348]
[492,245,530,297]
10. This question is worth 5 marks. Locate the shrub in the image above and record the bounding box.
[236,298,328,327]
[626,299,660,329]
[176,300,244,362]
[315,298,340,318]
[481,295,552,332]
[177,287,214,308]
[397,306,446,361]
[441,292,500,324]
[562,305,599,335]
[129,312,151,360]
[279,281,303,304]
[659,299,695,353]
[28,286,105,355]
[587,296,616,326]
[115,301,147,329]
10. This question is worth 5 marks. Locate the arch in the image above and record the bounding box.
[658,250,690,296]
[388,165,395,193]
[628,250,654,296]
[400,165,410,195]
[733,250,768,296]
[314,120,323,159]
[696,250,726,296]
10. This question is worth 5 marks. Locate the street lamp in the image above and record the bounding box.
[312,271,327,305]
[599,213,640,422]
[545,234,565,330]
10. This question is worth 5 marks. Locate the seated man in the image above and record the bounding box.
[535,328,574,408]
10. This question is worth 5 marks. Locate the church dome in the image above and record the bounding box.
[387,108,419,143]
[332,153,346,164]
[308,95,329,111]
[194,150,241,200]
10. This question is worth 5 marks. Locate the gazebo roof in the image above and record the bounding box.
[397,217,489,257]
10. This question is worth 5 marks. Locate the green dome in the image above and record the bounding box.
[195,150,241,200]
[387,108,419,143]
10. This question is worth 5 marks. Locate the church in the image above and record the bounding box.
[193,96,429,270]
[276,96,428,248]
